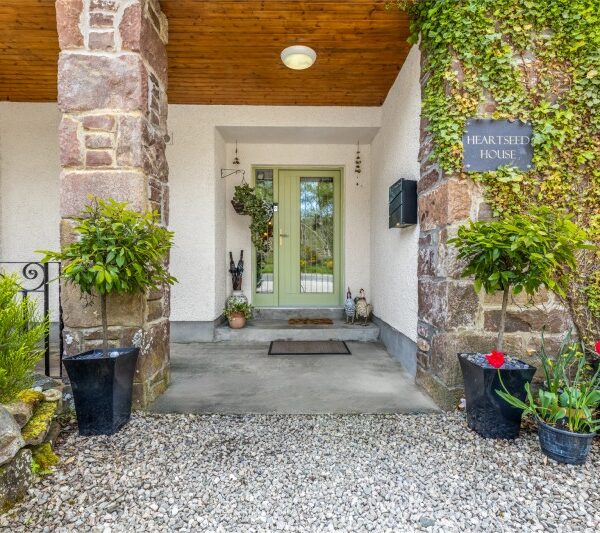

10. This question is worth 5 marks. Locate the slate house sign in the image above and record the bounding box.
[463,119,533,171]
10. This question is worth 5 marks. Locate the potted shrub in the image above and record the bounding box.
[40,198,176,436]
[224,300,253,329]
[449,207,588,438]
[497,333,600,464]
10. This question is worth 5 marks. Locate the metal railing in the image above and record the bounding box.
[0,261,63,378]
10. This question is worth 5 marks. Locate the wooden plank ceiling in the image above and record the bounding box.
[1,1,411,106]
[0,1,59,102]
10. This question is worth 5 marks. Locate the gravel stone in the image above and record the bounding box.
[1,412,598,532]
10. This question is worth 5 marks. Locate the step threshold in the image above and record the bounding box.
[215,319,379,343]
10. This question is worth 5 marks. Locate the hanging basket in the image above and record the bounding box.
[231,197,247,215]
[232,183,274,249]
[231,183,254,215]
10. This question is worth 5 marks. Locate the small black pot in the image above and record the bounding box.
[538,420,596,465]
[64,347,139,436]
[231,198,247,215]
[458,353,536,439]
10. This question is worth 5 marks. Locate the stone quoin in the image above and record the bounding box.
[55,0,170,408]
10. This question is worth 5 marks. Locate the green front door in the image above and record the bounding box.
[253,168,342,307]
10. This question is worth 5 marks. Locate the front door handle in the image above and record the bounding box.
[279,232,289,246]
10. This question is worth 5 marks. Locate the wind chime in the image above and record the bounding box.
[355,141,362,186]
[232,140,240,166]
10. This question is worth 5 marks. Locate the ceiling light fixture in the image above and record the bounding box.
[281,45,317,70]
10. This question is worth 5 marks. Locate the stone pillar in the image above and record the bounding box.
[415,52,569,410]
[56,0,170,407]
[415,97,484,408]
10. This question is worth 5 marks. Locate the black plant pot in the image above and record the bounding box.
[458,353,536,439]
[231,198,247,215]
[64,347,139,436]
[538,420,596,465]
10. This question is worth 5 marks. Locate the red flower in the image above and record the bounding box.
[595,340,600,355]
[486,351,505,369]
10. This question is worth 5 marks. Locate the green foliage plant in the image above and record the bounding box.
[537,330,581,395]
[449,207,588,351]
[496,332,600,434]
[231,183,274,253]
[223,300,253,320]
[0,274,48,403]
[39,198,177,355]
[387,0,600,349]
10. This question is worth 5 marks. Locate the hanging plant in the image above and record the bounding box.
[232,183,274,253]
[231,183,252,215]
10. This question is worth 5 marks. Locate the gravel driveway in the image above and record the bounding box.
[2,413,598,532]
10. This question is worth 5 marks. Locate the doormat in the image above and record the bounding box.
[268,340,351,355]
[288,318,334,325]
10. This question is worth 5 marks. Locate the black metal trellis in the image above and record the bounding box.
[0,261,63,378]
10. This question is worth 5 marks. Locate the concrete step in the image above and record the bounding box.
[253,307,345,321]
[215,319,379,343]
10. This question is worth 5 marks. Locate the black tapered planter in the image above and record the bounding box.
[538,420,596,465]
[64,347,139,436]
[458,353,536,439]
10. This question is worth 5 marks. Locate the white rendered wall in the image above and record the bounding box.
[214,130,227,316]
[0,103,60,258]
[370,45,422,342]
[167,105,380,322]
[1,93,423,334]
[223,143,371,302]
[0,102,61,319]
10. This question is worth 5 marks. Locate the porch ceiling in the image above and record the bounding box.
[1,1,411,106]
[216,126,380,144]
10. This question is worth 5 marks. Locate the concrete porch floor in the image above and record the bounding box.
[148,342,438,414]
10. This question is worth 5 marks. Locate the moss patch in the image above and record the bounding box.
[15,389,45,407]
[30,443,59,476]
[20,401,57,443]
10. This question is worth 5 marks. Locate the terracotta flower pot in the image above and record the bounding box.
[228,312,246,329]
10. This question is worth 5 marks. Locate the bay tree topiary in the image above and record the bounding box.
[449,207,590,352]
[40,198,177,355]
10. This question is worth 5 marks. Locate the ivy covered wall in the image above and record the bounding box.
[394,0,599,345]
[388,0,599,407]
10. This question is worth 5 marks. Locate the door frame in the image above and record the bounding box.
[251,165,345,308]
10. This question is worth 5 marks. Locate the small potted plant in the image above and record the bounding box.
[497,332,600,464]
[40,198,177,436]
[449,207,588,438]
[224,300,253,329]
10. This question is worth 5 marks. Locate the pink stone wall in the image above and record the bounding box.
[56,0,170,407]
[415,51,570,409]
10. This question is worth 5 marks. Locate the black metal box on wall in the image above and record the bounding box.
[389,178,418,228]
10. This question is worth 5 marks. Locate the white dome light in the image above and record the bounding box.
[281,45,317,70]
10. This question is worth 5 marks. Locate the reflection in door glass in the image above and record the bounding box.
[255,170,274,293]
[300,177,334,293]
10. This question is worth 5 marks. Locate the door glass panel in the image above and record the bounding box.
[299,177,334,293]
[255,169,274,294]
